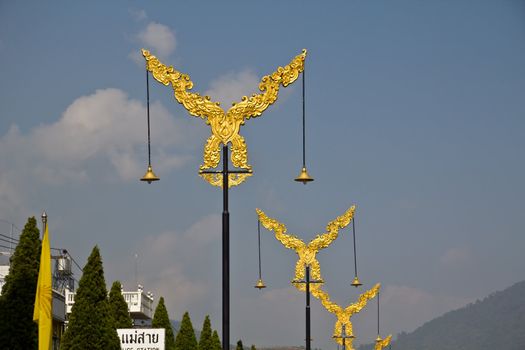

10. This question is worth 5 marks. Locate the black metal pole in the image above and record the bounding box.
[222,145,229,350]
[343,324,348,350]
[306,265,311,350]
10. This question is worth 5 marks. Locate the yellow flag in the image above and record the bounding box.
[33,223,52,350]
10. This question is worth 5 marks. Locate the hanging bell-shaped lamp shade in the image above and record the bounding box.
[295,167,314,183]
[140,69,160,184]
[350,214,362,287]
[254,219,266,289]
[294,64,314,184]
[351,276,362,288]
[255,278,266,289]
[141,165,160,184]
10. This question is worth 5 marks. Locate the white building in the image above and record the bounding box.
[65,284,155,327]
[0,264,9,292]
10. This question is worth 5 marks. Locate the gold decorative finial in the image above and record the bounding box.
[142,49,307,188]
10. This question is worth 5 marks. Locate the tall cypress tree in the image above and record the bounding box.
[60,246,120,350]
[236,339,244,350]
[0,217,40,349]
[211,330,221,350]
[198,315,213,350]
[174,311,198,350]
[152,296,176,350]
[108,281,132,329]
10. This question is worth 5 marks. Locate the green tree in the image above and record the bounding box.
[108,281,132,329]
[211,330,221,350]
[236,339,244,350]
[198,315,213,350]
[250,345,256,350]
[174,311,198,350]
[60,246,120,350]
[152,297,176,350]
[0,217,40,349]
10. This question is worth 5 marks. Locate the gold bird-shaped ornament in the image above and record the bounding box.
[142,49,307,188]
[256,206,356,294]
[316,283,381,346]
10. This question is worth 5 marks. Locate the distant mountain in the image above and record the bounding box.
[358,280,525,350]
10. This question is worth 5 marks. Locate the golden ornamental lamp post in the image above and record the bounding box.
[317,283,380,347]
[257,206,356,350]
[140,49,308,350]
[258,205,390,349]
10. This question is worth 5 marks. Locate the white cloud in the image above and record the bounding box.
[131,214,221,319]
[0,173,27,221]
[205,70,260,108]
[0,88,193,185]
[129,9,148,22]
[440,247,472,267]
[137,22,176,60]
[234,286,304,348]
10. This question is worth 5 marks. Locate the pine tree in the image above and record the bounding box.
[211,330,221,350]
[236,339,244,350]
[0,217,40,349]
[174,311,198,350]
[60,246,120,350]
[108,281,132,329]
[152,296,176,350]
[198,315,213,350]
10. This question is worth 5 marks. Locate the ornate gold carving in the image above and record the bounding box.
[317,283,381,346]
[256,206,356,293]
[375,335,392,350]
[142,49,307,187]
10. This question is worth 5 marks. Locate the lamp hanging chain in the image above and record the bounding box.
[258,219,262,279]
[352,216,359,278]
[377,289,380,336]
[146,69,152,166]
[301,66,306,168]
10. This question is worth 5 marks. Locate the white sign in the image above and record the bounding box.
[117,328,165,350]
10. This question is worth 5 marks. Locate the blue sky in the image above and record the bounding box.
[1,1,524,348]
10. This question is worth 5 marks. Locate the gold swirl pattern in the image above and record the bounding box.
[256,206,356,293]
[142,49,307,188]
